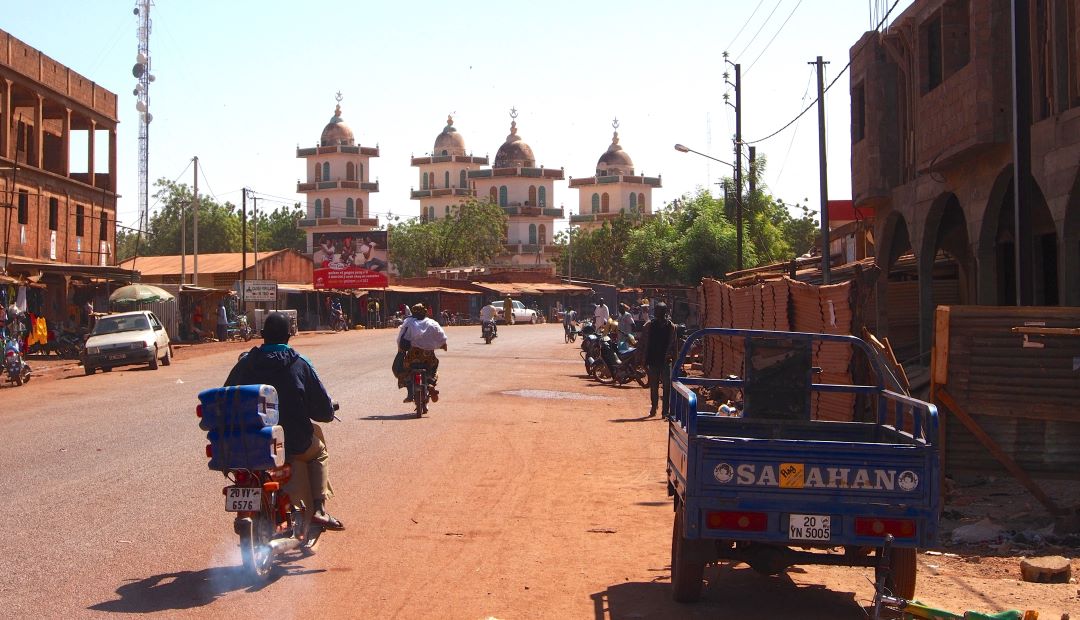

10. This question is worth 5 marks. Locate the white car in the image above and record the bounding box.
[491,299,538,324]
[82,310,172,375]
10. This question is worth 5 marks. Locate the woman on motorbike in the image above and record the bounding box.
[395,303,448,402]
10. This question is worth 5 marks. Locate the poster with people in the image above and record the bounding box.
[313,230,391,289]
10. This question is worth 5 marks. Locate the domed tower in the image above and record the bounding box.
[296,93,380,255]
[569,119,661,231]
[410,115,489,222]
[469,108,565,270]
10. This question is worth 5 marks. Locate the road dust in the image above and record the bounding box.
[500,389,610,401]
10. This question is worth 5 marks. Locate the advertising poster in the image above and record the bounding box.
[312,230,390,289]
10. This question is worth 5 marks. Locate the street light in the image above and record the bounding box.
[673,143,743,270]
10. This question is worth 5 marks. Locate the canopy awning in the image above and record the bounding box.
[6,260,139,282]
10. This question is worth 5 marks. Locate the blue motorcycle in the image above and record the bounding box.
[4,338,31,387]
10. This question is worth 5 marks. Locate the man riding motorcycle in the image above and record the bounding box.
[395,303,448,403]
[479,300,498,338]
[224,312,344,531]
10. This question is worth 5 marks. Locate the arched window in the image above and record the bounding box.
[499,186,508,207]
[638,193,645,209]
[538,224,547,246]
[538,186,546,207]
[314,198,322,218]
[346,198,355,218]
[629,192,638,213]
[441,149,448,156]
[444,171,450,188]
[445,205,451,218]
[322,162,330,181]
[489,186,498,202]
[528,185,537,206]
[323,198,331,216]
[428,206,436,220]
[346,162,355,180]
[529,224,537,245]
[601,193,610,213]
[591,193,600,213]
[422,173,428,190]
[459,170,467,188]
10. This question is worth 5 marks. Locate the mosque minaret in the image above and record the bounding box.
[296,93,380,254]
[410,115,489,221]
[468,109,565,268]
[569,119,660,232]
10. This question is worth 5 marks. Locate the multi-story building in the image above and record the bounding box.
[0,28,129,322]
[569,120,661,232]
[296,96,379,254]
[850,0,1080,358]
[410,116,488,221]
[468,110,565,269]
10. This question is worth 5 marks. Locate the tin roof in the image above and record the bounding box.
[119,249,296,275]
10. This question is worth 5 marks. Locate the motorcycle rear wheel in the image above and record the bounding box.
[242,328,253,342]
[594,363,614,385]
[239,508,274,580]
[415,384,427,418]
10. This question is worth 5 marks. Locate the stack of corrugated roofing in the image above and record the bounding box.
[789,278,854,421]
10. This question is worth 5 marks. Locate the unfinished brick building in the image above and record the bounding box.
[0,28,128,322]
[850,1,1080,360]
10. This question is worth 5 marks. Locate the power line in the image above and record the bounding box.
[724,0,767,53]
[733,0,785,61]
[774,66,817,184]
[744,0,901,145]
[744,0,804,75]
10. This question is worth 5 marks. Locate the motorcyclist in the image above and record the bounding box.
[562,307,577,339]
[330,297,345,328]
[224,312,344,531]
[479,300,498,338]
[395,303,448,403]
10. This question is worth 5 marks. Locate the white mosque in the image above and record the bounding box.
[569,119,661,232]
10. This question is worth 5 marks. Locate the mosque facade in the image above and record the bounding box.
[569,120,661,232]
[410,116,489,222]
[296,94,380,255]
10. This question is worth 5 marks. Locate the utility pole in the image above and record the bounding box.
[252,195,259,281]
[241,188,247,308]
[732,62,743,271]
[812,55,832,285]
[193,156,199,286]
[1011,0,1033,305]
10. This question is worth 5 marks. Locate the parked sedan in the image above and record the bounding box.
[82,310,172,375]
[491,299,538,324]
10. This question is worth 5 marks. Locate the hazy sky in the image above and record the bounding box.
[5,0,913,231]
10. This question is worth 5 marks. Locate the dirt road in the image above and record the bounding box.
[1,324,1075,618]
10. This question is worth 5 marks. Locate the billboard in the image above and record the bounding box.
[312,230,390,289]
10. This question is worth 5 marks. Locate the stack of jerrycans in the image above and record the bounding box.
[198,384,286,471]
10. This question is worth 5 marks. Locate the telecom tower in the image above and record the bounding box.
[133,0,153,240]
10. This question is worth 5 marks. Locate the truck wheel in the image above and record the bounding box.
[876,546,917,600]
[671,505,705,603]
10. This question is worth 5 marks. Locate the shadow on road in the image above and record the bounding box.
[590,564,865,619]
[362,413,424,421]
[88,562,325,613]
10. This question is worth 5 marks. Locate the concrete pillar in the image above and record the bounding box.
[87,119,96,187]
[34,94,44,168]
[108,128,117,192]
[0,79,10,160]
[62,108,71,177]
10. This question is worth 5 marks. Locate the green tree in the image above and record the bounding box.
[130,179,242,256]
[387,198,509,277]
[252,203,306,253]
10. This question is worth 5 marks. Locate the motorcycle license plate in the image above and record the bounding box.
[225,486,261,512]
[788,513,831,541]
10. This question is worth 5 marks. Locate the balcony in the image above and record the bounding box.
[504,243,561,255]
[501,205,564,219]
[410,187,473,199]
[298,216,380,228]
[296,145,379,157]
[410,155,489,166]
[568,174,662,188]
[297,180,379,192]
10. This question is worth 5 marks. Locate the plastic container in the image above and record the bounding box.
[198,384,279,431]
[206,424,286,471]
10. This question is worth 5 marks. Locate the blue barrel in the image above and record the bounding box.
[198,384,279,432]
[206,424,285,471]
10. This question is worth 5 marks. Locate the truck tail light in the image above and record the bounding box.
[854,517,916,538]
[196,404,203,418]
[706,510,768,532]
[205,444,213,458]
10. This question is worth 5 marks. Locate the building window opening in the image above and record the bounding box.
[444,171,450,188]
[538,186,546,207]
[538,224,547,246]
[460,170,467,188]
[18,190,28,225]
[529,224,537,245]
[49,197,59,231]
[629,192,638,213]
[499,186,508,207]
[346,198,355,218]
[76,204,85,237]
[528,185,537,206]
[591,193,600,213]
[315,198,323,218]
[601,193,610,213]
[346,162,355,180]
[322,162,330,181]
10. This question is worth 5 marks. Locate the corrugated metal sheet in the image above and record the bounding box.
[941,306,1080,478]
[119,250,292,275]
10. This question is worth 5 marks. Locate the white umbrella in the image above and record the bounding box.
[109,284,175,305]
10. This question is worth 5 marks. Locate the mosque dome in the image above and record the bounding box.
[433,115,466,156]
[320,101,355,147]
[494,112,535,168]
[596,122,634,175]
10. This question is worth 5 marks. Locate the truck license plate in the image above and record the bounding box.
[788,514,831,541]
[225,486,261,512]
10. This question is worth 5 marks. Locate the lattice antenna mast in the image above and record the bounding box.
[133,0,154,241]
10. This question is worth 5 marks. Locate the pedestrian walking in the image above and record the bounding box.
[639,302,677,418]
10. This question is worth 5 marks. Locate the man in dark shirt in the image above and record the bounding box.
[640,302,677,417]
[224,312,343,530]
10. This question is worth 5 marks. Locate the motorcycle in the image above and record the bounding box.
[588,334,648,387]
[198,385,339,580]
[4,337,31,386]
[481,319,496,344]
[578,321,602,377]
[330,311,349,332]
[57,328,85,359]
[226,315,254,341]
[409,362,435,417]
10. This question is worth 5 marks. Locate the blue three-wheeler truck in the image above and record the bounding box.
[666,329,940,602]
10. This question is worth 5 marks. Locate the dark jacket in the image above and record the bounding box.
[642,317,677,366]
[224,344,334,455]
